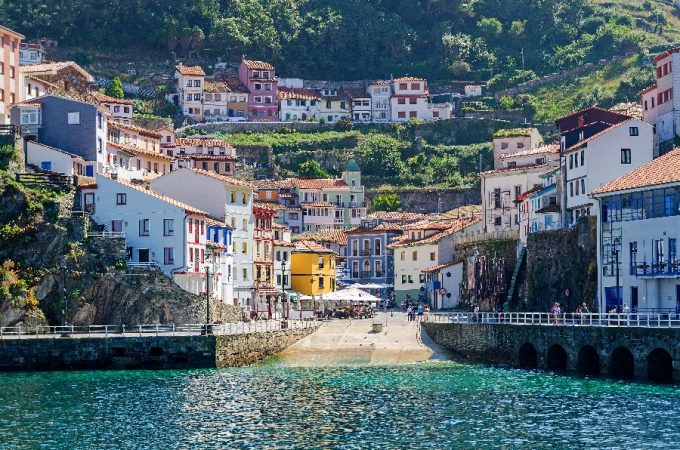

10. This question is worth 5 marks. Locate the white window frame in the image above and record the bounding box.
[67,112,80,125]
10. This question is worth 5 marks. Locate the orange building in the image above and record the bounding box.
[0,26,24,123]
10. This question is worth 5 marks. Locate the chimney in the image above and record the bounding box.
[111,172,118,180]
[578,115,584,128]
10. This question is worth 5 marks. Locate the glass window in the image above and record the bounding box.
[621,148,631,164]
[116,193,126,205]
[164,247,175,265]
[629,127,639,136]
[139,219,149,236]
[67,112,80,124]
[163,219,175,236]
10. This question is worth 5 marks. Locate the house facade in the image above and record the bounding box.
[19,42,45,66]
[368,80,391,122]
[106,121,171,181]
[238,59,278,121]
[92,92,133,124]
[173,137,236,176]
[291,240,337,296]
[592,148,680,312]
[20,61,95,102]
[12,95,108,176]
[149,168,255,308]
[174,64,205,120]
[390,77,429,122]
[346,88,371,122]
[252,202,279,317]
[0,26,25,123]
[278,87,320,121]
[492,128,543,168]
[316,88,350,123]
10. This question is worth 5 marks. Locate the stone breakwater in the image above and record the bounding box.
[0,326,318,371]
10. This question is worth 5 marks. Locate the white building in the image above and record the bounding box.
[563,118,654,225]
[639,47,680,156]
[19,42,45,66]
[464,85,483,97]
[346,88,372,122]
[202,80,230,120]
[92,92,134,124]
[428,103,452,120]
[390,77,430,122]
[150,168,255,308]
[174,64,205,120]
[518,168,562,245]
[592,148,680,312]
[26,141,86,175]
[278,87,320,121]
[368,80,391,122]
[79,175,211,295]
[481,142,560,233]
[492,128,543,168]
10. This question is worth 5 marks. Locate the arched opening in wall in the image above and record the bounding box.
[149,347,164,357]
[547,344,568,371]
[577,345,600,376]
[647,348,673,384]
[518,342,537,368]
[610,347,635,380]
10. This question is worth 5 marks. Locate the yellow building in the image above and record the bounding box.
[291,240,337,296]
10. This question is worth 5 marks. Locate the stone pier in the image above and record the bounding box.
[0,327,317,371]
[423,322,679,383]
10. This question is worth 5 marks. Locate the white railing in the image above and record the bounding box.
[125,261,160,269]
[424,312,680,328]
[0,320,320,339]
[87,231,126,238]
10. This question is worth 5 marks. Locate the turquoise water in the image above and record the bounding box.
[1,361,678,449]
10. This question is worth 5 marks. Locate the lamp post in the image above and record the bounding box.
[613,237,621,313]
[204,249,213,335]
[281,259,288,318]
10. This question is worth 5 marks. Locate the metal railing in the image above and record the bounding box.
[0,320,320,339]
[126,261,160,269]
[424,312,680,328]
[87,231,126,238]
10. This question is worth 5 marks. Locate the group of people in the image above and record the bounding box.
[406,304,428,321]
[327,304,374,320]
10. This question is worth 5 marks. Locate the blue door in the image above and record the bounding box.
[85,165,94,177]
[41,161,52,171]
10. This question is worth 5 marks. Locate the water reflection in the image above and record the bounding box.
[0,363,678,449]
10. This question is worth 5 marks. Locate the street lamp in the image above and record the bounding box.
[613,237,621,313]
[204,249,213,335]
[281,259,288,318]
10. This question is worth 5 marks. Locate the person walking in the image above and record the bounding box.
[417,304,424,321]
[579,303,589,325]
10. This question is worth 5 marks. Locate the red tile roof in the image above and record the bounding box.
[499,143,559,159]
[253,202,280,211]
[343,87,370,99]
[107,141,173,161]
[393,76,425,82]
[175,65,205,76]
[565,119,634,152]
[639,85,657,95]
[301,202,336,208]
[92,92,132,105]
[242,59,275,70]
[203,80,232,93]
[175,137,232,148]
[184,168,253,187]
[388,217,481,248]
[176,154,236,161]
[278,87,321,101]
[293,229,348,245]
[480,164,552,177]
[21,61,94,82]
[108,121,162,139]
[592,147,680,195]
[109,176,209,216]
[294,240,336,254]
[251,179,296,189]
[291,178,349,190]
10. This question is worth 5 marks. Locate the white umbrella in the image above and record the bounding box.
[321,286,381,303]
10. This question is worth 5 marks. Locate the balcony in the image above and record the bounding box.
[349,201,366,208]
[631,261,680,278]
[359,250,371,256]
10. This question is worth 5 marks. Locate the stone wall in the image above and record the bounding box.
[423,322,679,382]
[180,121,330,135]
[0,325,318,371]
[366,188,480,214]
[525,217,597,312]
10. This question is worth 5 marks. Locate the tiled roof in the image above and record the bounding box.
[175,137,232,148]
[251,179,296,189]
[253,202,280,211]
[272,222,288,229]
[293,229,348,245]
[388,217,481,248]
[176,153,236,161]
[423,260,461,273]
[291,178,349,190]
[278,87,321,101]
[109,177,209,216]
[535,204,561,214]
[108,121,162,139]
[243,59,275,70]
[480,164,551,177]
[184,168,253,188]
[273,240,295,247]
[294,240,336,254]
[347,223,404,234]
[216,77,250,93]
[0,25,24,39]
[499,143,560,159]
[609,102,642,120]
[301,201,336,208]
[343,87,370,99]
[432,204,483,221]
[21,61,94,82]
[369,79,391,85]
[29,142,84,160]
[203,80,232,93]
[591,147,680,195]
[92,92,132,105]
[639,84,657,95]
[565,119,633,152]
[175,65,205,76]
[364,211,429,222]
[107,141,173,161]
[393,76,425,82]
[316,89,351,101]
[554,105,630,128]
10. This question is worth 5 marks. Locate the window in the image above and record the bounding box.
[575,180,580,195]
[193,93,201,101]
[501,142,508,150]
[398,112,406,118]
[430,252,436,261]
[163,219,175,236]
[20,109,40,125]
[164,247,175,265]
[398,98,406,105]
[581,179,585,195]
[621,148,631,164]
[412,251,417,261]
[242,242,248,254]
[535,158,545,165]
[569,182,574,197]
[409,111,417,118]
[419,274,426,283]
[402,275,407,284]
[569,154,573,169]
[139,219,149,236]
[400,251,405,261]
[67,112,80,124]
[116,193,127,205]
[194,80,201,87]
[411,83,420,90]
[375,239,381,256]
[629,126,639,136]
[581,150,585,166]
[494,217,502,226]
[111,220,123,232]
[318,277,325,289]
[399,83,408,90]
[408,275,413,284]
[409,98,417,104]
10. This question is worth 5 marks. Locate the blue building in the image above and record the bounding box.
[206,223,235,305]
[345,218,403,300]
[12,94,108,176]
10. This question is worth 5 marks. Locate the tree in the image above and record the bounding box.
[499,96,515,110]
[297,160,330,178]
[372,193,401,212]
[357,135,404,177]
[477,17,502,40]
[105,77,124,99]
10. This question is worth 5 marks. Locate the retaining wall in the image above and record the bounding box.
[0,326,318,371]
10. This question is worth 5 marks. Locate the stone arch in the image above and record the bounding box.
[518,342,537,368]
[578,345,600,376]
[610,346,635,380]
[150,347,164,357]
[647,348,673,384]
[547,344,568,371]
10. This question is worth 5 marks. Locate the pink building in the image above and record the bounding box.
[238,59,278,121]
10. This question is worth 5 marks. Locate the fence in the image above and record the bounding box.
[456,229,519,246]
[425,312,680,328]
[0,320,320,339]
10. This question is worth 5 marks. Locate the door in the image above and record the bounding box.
[83,192,95,213]
[630,286,638,312]
[138,249,150,263]
[41,161,52,171]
